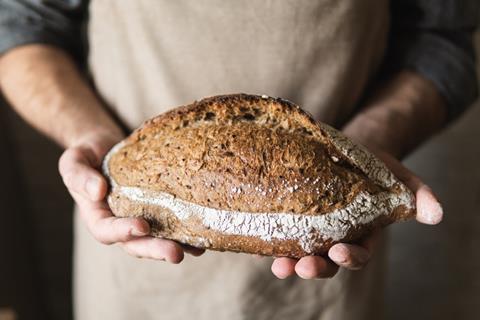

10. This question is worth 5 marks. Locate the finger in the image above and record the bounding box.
[415,185,443,225]
[89,214,150,245]
[59,147,108,201]
[271,257,297,279]
[182,244,205,257]
[120,237,185,263]
[294,256,339,279]
[328,243,370,270]
[61,145,156,246]
[378,153,443,225]
[72,192,150,244]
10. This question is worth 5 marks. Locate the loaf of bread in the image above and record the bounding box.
[102,93,415,258]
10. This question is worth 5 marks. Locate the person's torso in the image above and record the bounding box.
[80,1,390,319]
[88,0,389,129]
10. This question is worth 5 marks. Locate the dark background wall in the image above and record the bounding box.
[385,32,480,319]
[0,97,73,320]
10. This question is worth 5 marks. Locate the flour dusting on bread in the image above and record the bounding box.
[102,93,415,258]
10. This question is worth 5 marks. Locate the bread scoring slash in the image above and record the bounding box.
[102,93,415,258]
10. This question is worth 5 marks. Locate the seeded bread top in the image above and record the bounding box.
[107,94,390,216]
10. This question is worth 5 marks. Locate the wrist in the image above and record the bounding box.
[66,127,125,160]
[343,70,448,159]
[342,102,414,158]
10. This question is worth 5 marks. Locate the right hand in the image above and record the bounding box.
[58,131,204,262]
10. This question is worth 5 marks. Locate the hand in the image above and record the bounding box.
[58,131,204,263]
[270,148,443,279]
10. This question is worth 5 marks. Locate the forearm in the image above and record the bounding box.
[0,45,123,149]
[342,70,448,159]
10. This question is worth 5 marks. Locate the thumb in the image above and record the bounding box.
[59,146,108,201]
[377,151,443,225]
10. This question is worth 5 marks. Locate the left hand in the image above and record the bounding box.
[270,147,444,279]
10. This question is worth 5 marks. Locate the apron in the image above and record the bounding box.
[75,1,390,319]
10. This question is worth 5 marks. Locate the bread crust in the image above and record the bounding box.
[103,93,415,258]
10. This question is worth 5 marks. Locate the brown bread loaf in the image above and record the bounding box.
[102,93,415,258]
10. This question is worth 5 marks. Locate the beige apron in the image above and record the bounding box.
[75,1,390,319]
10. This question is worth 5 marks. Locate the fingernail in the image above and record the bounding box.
[417,186,444,225]
[427,202,443,224]
[418,199,444,225]
[86,177,99,199]
[329,245,347,263]
[131,228,148,236]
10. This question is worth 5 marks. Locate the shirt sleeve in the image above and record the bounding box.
[386,0,479,121]
[0,0,88,61]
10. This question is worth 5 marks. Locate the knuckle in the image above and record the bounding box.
[117,233,132,243]
[97,236,113,245]
[91,229,113,245]
[68,146,84,158]
[161,239,176,251]
[164,241,181,257]
[59,147,79,165]
[61,171,76,188]
[111,220,132,241]
[58,153,71,175]
[59,147,86,172]
[152,241,175,260]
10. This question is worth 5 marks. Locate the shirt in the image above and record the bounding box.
[0,0,478,121]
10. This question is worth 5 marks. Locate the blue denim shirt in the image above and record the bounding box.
[0,0,478,121]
